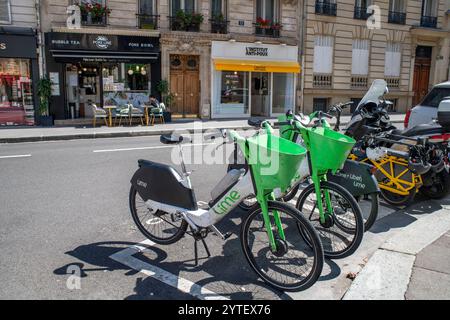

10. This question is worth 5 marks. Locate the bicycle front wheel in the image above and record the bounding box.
[241,201,324,292]
[296,181,364,259]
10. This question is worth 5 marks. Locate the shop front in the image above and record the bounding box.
[0,28,38,126]
[211,41,300,118]
[46,32,160,120]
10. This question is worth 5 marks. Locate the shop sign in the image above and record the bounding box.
[48,33,159,53]
[245,47,268,57]
[0,35,37,58]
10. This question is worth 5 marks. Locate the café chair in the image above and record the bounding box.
[150,102,165,125]
[91,104,108,127]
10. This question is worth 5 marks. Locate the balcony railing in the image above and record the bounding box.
[136,14,159,29]
[315,2,337,16]
[354,6,371,20]
[385,77,400,89]
[168,12,203,32]
[254,24,282,38]
[388,11,406,24]
[313,74,332,88]
[210,19,228,34]
[420,15,437,28]
[351,76,368,89]
[81,12,107,26]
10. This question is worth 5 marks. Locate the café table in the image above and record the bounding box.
[103,105,117,127]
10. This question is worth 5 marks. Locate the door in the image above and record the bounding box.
[169,55,200,116]
[412,46,432,106]
[251,72,271,116]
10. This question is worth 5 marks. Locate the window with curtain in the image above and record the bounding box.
[256,0,278,21]
[385,42,401,77]
[0,0,11,24]
[389,0,405,12]
[355,0,371,8]
[211,0,225,16]
[140,0,156,15]
[172,0,196,15]
[351,39,369,75]
[422,0,438,16]
[313,35,334,74]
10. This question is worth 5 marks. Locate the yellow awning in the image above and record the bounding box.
[214,59,301,73]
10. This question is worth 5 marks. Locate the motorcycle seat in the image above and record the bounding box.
[392,123,445,137]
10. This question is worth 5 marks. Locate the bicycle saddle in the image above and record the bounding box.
[160,134,184,144]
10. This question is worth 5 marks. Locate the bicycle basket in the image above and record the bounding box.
[246,134,307,192]
[306,127,355,174]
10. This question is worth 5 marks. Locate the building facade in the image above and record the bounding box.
[0,0,39,126]
[300,0,450,114]
[38,0,303,121]
[41,0,162,122]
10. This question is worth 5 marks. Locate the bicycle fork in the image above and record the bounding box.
[256,192,286,253]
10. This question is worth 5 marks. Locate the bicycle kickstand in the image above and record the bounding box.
[193,237,211,266]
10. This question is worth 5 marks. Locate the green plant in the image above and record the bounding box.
[156,80,174,110]
[211,13,225,23]
[37,77,52,117]
[191,13,204,26]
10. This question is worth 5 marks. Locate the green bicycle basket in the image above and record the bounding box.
[306,127,355,174]
[246,134,307,192]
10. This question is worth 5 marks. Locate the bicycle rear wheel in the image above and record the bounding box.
[241,201,324,292]
[129,186,188,245]
[296,181,364,259]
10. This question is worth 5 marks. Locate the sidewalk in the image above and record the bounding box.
[343,198,450,300]
[0,113,406,143]
[405,231,450,300]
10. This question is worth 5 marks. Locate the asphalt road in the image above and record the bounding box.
[0,130,445,300]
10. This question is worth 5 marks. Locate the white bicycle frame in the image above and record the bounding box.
[144,143,255,232]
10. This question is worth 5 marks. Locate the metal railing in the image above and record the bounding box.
[81,13,107,26]
[210,19,229,34]
[136,14,159,29]
[385,77,400,89]
[354,6,371,20]
[168,14,202,32]
[388,11,406,24]
[420,15,437,28]
[254,24,282,38]
[315,2,337,16]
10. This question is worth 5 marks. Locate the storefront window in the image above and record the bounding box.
[213,70,249,116]
[272,73,294,114]
[0,58,34,125]
[102,63,151,108]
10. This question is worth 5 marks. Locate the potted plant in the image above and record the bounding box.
[172,10,187,31]
[211,13,226,33]
[189,12,204,31]
[77,1,110,25]
[255,17,271,29]
[156,80,174,122]
[37,77,54,126]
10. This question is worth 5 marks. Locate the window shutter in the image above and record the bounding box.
[313,35,333,74]
[0,0,11,24]
[351,39,369,75]
[385,42,401,77]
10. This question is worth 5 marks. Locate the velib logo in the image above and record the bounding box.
[213,190,241,215]
[93,36,112,49]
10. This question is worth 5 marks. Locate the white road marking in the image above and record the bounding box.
[93,143,211,153]
[0,154,31,159]
[110,239,229,300]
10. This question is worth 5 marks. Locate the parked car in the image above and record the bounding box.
[405,81,450,128]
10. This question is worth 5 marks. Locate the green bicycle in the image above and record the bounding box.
[231,113,364,259]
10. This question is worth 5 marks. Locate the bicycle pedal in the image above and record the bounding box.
[223,232,232,240]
